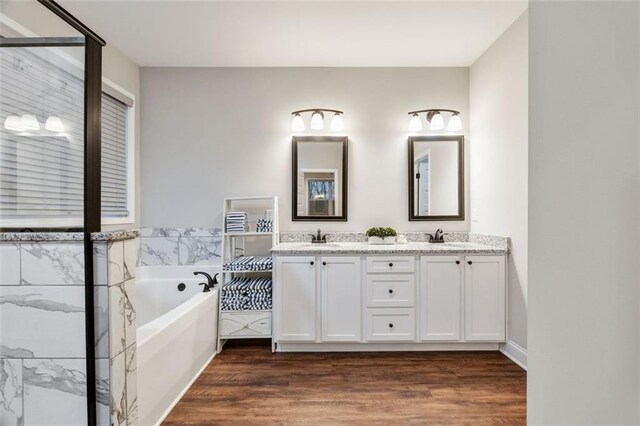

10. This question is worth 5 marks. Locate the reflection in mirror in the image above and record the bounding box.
[409,136,464,221]
[293,136,348,221]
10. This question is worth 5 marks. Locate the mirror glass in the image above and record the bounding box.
[409,136,464,220]
[293,136,347,221]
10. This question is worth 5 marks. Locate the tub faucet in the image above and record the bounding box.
[194,271,218,292]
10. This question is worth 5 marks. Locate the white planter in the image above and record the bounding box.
[368,236,396,245]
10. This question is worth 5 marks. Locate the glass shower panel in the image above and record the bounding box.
[0,44,85,228]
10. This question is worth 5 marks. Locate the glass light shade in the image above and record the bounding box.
[19,114,40,131]
[45,116,65,132]
[429,111,444,130]
[4,115,23,131]
[310,111,324,130]
[408,113,422,132]
[330,113,344,131]
[447,113,462,131]
[291,113,305,132]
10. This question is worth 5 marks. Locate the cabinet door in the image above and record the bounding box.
[321,256,362,342]
[275,256,317,341]
[420,256,462,341]
[464,255,506,341]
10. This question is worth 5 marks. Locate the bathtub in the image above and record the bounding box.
[136,266,220,426]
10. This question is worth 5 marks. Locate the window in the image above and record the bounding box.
[101,93,130,220]
[0,44,134,228]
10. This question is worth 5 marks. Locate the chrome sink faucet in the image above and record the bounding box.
[310,228,327,244]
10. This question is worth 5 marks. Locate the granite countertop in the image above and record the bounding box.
[0,229,139,242]
[270,241,507,255]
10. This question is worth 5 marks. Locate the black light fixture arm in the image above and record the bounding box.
[292,108,344,115]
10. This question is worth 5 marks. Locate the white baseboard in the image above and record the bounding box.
[500,340,527,370]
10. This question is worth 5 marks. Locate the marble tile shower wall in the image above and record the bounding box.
[139,228,222,266]
[0,235,138,426]
[97,237,139,426]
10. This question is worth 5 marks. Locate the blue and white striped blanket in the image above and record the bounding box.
[221,277,272,311]
[223,256,273,271]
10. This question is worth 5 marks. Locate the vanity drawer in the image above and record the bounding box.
[366,308,415,341]
[221,311,272,337]
[366,274,415,308]
[366,256,415,274]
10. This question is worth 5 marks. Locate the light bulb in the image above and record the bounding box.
[429,111,444,130]
[4,115,23,131]
[291,113,305,132]
[330,113,344,131]
[45,116,65,132]
[19,114,40,131]
[408,113,422,132]
[447,113,462,131]
[310,111,324,130]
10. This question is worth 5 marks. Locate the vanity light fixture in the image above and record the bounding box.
[291,108,345,132]
[45,116,65,132]
[407,109,462,132]
[19,114,40,131]
[291,113,305,132]
[310,111,324,130]
[330,113,344,131]
[4,115,23,131]
[408,113,422,132]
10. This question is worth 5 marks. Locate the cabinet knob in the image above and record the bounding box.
[455,260,460,264]
[389,262,394,267]
[310,261,314,266]
[388,289,394,294]
[467,260,473,265]
[322,261,327,266]
[388,323,394,328]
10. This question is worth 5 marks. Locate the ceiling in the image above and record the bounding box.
[59,0,528,67]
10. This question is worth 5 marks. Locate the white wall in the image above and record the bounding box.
[528,1,639,424]
[140,67,469,231]
[1,1,141,230]
[470,12,528,358]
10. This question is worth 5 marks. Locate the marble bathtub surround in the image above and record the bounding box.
[0,285,86,358]
[110,352,127,426]
[0,244,20,285]
[22,359,88,425]
[21,242,85,285]
[0,231,138,426]
[140,227,222,266]
[0,358,23,426]
[125,345,137,425]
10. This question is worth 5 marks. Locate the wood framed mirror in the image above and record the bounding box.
[292,136,348,221]
[408,135,464,221]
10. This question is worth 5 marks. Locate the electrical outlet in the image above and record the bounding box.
[472,208,479,222]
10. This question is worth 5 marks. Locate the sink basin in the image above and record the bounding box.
[301,242,342,248]
[439,242,472,248]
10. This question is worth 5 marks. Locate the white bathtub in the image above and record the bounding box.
[136,266,220,426]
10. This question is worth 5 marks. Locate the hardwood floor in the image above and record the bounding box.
[163,340,526,425]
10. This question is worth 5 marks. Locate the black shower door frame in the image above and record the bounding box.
[0,1,105,424]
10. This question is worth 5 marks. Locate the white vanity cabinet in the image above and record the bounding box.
[275,256,318,341]
[419,256,463,341]
[273,247,507,351]
[275,255,362,342]
[464,255,506,341]
[321,256,362,342]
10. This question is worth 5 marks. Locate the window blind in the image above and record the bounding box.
[101,93,129,218]
[0,46,130,224]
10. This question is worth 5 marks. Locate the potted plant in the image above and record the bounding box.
[366,227,398,245]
